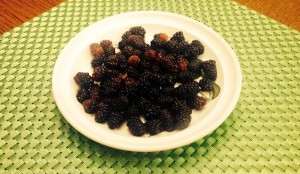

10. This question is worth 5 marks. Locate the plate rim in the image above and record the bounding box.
[52,11,242,152]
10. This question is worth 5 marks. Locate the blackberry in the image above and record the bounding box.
[191,95,206,110]
[127,117,146,136]
[115,52,128,71]
[129,26,146,38]
[200,60,217,81]
[198,78,214,91]
[121,31,132,41]
[90,43,104,58]
[74,72,94,89]
[128,55,141,67]
[161,74,175,86]
[170,31,185,42]
[154,33,168,42]
[184,45,200,61]
[92,65,119,82]
[127,35,145,49]
[161,55,178,74]
[160,86,175,94]
[173,112,192,130]
[95,102,110,123]
[100,77,122,96]
[76,88,90,103]
[176,71,199,83]
[171,98,188,113]
[127,104,141,117]
[105,55,118,68]
[104,47,115,56]
[150,38,164,49]
[188,59,202,75]
[145,119,163,135]
[100,40,113,49]
[177,57,189,72]
[144,49,157,60]
[159,110,175,132]
[191,40,204,55]
[107,112,125,129]
[90,84,102,101]
[126,66,140,79]
[157,95,175,107]
[173,81,200,100]
[175,41,189,54]
[82,99,98,114]
[113,95,129,111]
[122,45,135,57]
[91,55,107,68]
[118,40,127,50]
[164,40,177,54]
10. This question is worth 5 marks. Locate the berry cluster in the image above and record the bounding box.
[74,26,218,136]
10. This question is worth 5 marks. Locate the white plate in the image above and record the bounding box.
[52,11,242,152]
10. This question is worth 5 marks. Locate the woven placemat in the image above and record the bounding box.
[1,0,299,173]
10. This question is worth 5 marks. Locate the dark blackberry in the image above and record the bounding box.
[92,65,119,82]
[191,95,206,110]
[115,52,128,71]
[118,40,127,50]
[198,78,214,91]
[127,35,146,49]
[91,55,107,68]
[121,31,132,41]
[177,57,189,72]
[107,112,125,129]
[188,59,202,75]
[159,110,175,132]
[105,55,118,68]
[126,66,140,79]
[157,95,175,107]
[161,55,178,74]
[76,88,90,103]
[161,74,175,86]
[100,40,113,49]
[176,71,199,83]
[122,45,135,57]
[127,104,141,117]
[173,81,200,101]
[82,99,98,114]
[164,40,177,54]
[200,60,217,81]
[129,26,146,38]
[74,72,94,89]
[104,47,115,56]
[145,119,163,135]
[95,102,110,123]
[174,41,189,54]
[191,40,204,55]
[100,77,122,96]
[171,98,188,113]
[170,31,185,42]
[150,38,164,49]
[160,86,175,94]
[127,117,146,136]
[90,43,104,58]
[173,112,192,130]
[184,45,200,61]
[90,84,102,101]
[113,95,129,111]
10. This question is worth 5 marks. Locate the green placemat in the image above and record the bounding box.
[1,0,299,173]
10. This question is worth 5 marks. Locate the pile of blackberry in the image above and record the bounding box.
[74,26,218,136]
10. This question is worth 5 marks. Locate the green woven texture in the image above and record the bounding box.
[1,0,299,173]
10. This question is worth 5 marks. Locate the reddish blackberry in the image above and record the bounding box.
[200,60,217,81]
[176,71,199,83]
[91,55,107,68]
[128,55,140,67]
[127,117,146,136]
[90,43,104,58]
[191,95,206,110]
[159,110,175,132]
[191,40,204,55]
[82,99,98,114]
[95,102,110,123]
[76,88,90,103]
[170,31,185,42]
[177,57,189,72]
[154,33,168,42]
[198,78,214,91]
[144,49,157,60]
[107,112,125,129]
[145,119,163,135]
[100,40,113,49]
[74,72,94,89]
[129,26,146,38]
[127,35,146,49]
[173,81,200,100]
